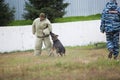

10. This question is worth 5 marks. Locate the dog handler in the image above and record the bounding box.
[100,0,120,59]
[32,13,52,56]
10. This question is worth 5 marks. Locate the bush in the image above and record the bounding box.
[0,0,15,26]
[23,0,69,22]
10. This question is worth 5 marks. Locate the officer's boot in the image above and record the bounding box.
[114,54,119,60]
[108,49,113,59]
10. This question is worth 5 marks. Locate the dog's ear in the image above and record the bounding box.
[50,32,55,36]
[56,35,59,37]
[50,32,53,35]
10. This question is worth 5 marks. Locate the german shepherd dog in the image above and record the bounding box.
[49,32,65,56]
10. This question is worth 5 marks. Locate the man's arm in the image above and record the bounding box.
[32,21,36,35]
[100,13,105,33]
[47,19,52,32]
[117,7,120,15]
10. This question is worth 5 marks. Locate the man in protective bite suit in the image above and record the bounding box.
[100,0,120,60]
[32,13,52,56]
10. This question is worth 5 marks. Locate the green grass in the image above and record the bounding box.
[8,20,33,26]
[0,45,120,80]
[8,14,101,26]
[55,14,101,23]
[67,42,106,50]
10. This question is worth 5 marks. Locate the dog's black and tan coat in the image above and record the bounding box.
[49,32,65,56]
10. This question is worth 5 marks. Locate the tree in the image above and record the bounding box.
[0,0,15,26]
[23,0,69,22]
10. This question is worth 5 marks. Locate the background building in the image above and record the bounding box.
[5,0,120,20]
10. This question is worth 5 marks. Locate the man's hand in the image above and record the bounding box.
[101,30,104,33]
[100,25,105,33]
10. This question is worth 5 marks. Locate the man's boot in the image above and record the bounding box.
[108,49,113,59]
[114,55,118,60]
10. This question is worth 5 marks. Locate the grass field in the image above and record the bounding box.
[55,14,101,23]
[8,20,33,26]
[0,45,120,80]
[8,14,101,26]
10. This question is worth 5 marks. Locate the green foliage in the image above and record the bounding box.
[0,0,15,26]
[23,0,69,22]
